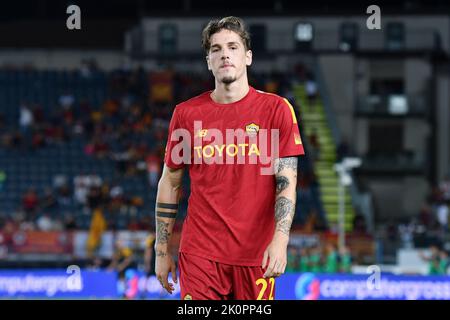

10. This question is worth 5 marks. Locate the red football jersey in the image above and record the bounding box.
[164,86,305,266]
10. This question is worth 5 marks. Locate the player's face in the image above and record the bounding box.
[206,29,252,84]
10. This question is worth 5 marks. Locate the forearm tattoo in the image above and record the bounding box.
[156,250,167,257]
[274,157,297,234]
[156,202,178,219]
[276,176,289,195]
[156,220,171,244]
[156,202,178,210]
[275,157,298,174]
[156,211,177,218]
[275,196,295,236]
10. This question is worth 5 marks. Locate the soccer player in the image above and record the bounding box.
[154,16,305,300]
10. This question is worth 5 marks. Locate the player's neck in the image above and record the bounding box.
[211,78,250,104]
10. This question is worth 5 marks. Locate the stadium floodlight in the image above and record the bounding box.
[334,157,362,252]
[388,94,408,115]
[294,22,314,51]
[295,23,313,42]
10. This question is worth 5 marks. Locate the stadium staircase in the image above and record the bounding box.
[293,84,354,231]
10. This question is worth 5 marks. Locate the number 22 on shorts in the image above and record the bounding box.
[255,277,275,300]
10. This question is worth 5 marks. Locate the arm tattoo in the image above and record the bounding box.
[156,202,178,210]
[156,250,167,257]
[156,220,171,244]
[156,203,178,218]
[276,219,292,236]
[275,196,295,235]
[156,211,177,218]
[275,157,298,173]
[276,176,289,195]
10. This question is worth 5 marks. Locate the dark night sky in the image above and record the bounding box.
[1,0,449,48]
[1,0,449,21]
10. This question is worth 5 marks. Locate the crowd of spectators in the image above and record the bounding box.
[380,174,450,253]
[286,243,353,274]
[0,64,323,234]
[419,244,449,275]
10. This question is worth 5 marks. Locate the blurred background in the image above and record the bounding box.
[0,0,449,299]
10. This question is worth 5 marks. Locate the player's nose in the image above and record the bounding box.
[220,49,231,59]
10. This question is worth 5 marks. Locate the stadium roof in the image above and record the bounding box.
[2,0,450,21]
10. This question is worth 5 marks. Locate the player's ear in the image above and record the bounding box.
[246,50,252,67]
[206,55,211,71]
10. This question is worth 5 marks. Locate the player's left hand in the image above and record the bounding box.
[261,233,289,278]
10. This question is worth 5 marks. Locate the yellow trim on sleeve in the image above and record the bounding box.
[294,133,303,145]
[283,98,298,124]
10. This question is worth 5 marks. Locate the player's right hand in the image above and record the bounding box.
[155,250,178,294]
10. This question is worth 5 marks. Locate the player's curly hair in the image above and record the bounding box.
[202,16,251,54]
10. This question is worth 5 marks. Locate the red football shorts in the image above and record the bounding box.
[178,252,276,300]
